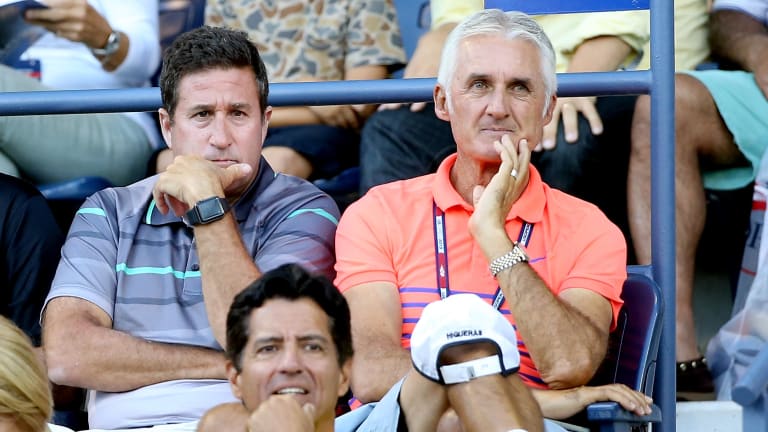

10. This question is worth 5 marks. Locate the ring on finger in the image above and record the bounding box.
[510,168,518,179]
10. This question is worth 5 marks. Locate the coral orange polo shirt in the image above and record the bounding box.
[335,154,626,388]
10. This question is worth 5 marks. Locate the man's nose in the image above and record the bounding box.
[277,346,305,374]
[485,89,510,118]
[209,114,232,148]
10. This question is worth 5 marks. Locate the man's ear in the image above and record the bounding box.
[158,108,173,149]
[261,106,272,144]
[543,94,557,126]
[337,358,352,398]
[434,84,450,122]
[226,360,244,400]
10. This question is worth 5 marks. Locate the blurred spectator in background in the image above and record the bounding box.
[0,0,160,186]
[629,0,766,396]
[0,173,62,347]
[636,0,710,71]
[202,0,405,181]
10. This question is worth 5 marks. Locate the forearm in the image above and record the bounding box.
[351,345,411,403]
[46,320,226,392]
[497,264,606,387]
[102,0,159,77]
[448,374,543,432]
[194,214,261,348]
[98,31,129,71]
[567,36,633,72]
[710,10,768,71]
[198,402,248,432]
[404,23,457,78]
[400,371,449,432]
[532,388,586,420]
[346,65,388,118]
[269,107,323,127]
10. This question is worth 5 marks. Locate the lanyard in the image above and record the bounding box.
[433,202,532,310]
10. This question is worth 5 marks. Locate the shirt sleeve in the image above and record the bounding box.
[333,192,399,292]
[539,11,650,71]
[345,0,407,70]
[430,0,483,29]
[44,192,121,321]
[558,212,627,331]
[204,0,224,27]
[99,0,160,84]
[256,192,340,282]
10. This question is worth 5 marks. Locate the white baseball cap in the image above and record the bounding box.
[410,293,521,384]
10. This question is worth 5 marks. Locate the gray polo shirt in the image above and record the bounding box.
[44,159,339,429]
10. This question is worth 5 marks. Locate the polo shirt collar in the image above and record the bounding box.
[144,158,276,226]
[432,153,547,223]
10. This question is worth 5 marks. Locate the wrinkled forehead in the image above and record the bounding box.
[247,298,334,341]
[455,35,543,79]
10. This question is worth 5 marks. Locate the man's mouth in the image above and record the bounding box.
[481,128,514,133]
[275,387,308,395]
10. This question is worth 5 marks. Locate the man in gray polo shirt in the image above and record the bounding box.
[41,26,340,430]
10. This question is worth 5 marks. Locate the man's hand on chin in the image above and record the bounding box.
[247,395,315,432]
[152,155,253,216]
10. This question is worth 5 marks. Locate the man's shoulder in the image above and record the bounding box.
[355,175,436,210]
[81,176,157,225]
[91,175,156,203]
[544,186,616,230]
[257,173,340,214]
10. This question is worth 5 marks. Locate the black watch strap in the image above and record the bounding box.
[185,196,231,226]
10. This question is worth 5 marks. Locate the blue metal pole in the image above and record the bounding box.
[649,0,677,430]
[0,71,651,116]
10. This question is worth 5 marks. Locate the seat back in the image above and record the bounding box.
[592,266,663,396]
[392,0,429,61]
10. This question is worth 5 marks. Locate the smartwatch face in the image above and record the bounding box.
[198,197,225,222]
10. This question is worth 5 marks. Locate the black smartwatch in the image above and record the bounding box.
[185,196,231,226]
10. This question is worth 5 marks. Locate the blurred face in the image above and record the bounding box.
[228,298,350,426]
[159,66,272,183]
[434,35,556,163]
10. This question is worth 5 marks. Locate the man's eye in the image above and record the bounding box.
[471,81,487,89]
[511,84,528,93]
[232,110,245,117]
[257,345,277,353]
[195,111,210,118]
[305,343,324,352]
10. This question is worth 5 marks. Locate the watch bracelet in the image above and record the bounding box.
[489,244,528,277]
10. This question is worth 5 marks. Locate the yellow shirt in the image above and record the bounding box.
[431,0,649,72]
[636,0,710,71]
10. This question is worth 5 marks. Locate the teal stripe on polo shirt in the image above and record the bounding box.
[115,263,201,279]
[77,208,107,217]
[287,208,339,225]
[145,200,156,224]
